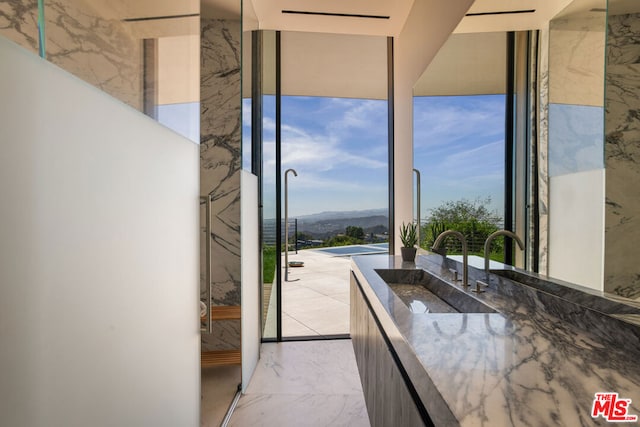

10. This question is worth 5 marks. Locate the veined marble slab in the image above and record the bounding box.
[200,19,242,351]
[605,13,640,299]
[352,254,640,426]
[537,26,550,275]
[0,0,142,109]
[0,0,39,53]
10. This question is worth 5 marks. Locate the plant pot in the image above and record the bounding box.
[401,247,417,262]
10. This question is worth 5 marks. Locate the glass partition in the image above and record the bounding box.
[413,32,507,262]
[604,0,640,298]
[0,0,200,143]
[261,30,278,339]
[279,31,388,338]
[546,0,607,290]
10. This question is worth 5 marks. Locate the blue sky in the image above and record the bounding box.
[243,94,505,220]
[413,95,505,218]
[244,96,388,218]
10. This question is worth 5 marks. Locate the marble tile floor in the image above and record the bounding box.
[201,365,241,427]
[282,250,353,337]
[229,340,370,427]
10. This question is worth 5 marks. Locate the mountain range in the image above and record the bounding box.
[296,208,389,238]
[295,208,388,223]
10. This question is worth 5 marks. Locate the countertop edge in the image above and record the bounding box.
[351,259,460,427]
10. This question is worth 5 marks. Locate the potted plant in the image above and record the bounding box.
[400,222,418,262]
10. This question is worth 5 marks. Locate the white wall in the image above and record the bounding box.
[392,0,474,253]
[0,37,200,427]
[241,171,259,392]
[548,169,605,290]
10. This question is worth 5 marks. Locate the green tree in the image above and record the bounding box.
[345,226,365,241]
[324,234,360,247]
[295,232,314,242]
[429,197,500,225]
[422,197,503,259]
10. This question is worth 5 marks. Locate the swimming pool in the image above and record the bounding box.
[315,243,389,256]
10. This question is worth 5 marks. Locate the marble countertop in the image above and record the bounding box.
[351,254,640,427]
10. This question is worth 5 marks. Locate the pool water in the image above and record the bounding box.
[316,243,389,256]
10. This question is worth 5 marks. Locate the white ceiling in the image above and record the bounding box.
[112,0,632,101]
[249,0,415,36]
[279,32,388,99]
[454,0,574,33]
[413,32,506,96]
[242,0,578,37]
[82,0,199,21]
[238,0,577,100]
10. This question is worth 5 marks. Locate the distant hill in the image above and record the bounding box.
[263,208,389,242]
[296,208,388,223]
[297,213,389,239]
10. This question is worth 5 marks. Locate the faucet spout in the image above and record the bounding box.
[431,230,468,287]
[483,230,524,272]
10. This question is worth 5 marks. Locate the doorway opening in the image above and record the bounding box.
[280,96,389,338]
[253,31,391,341]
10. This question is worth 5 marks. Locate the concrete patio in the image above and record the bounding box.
[262,246,391,338]
[282,248,352,337]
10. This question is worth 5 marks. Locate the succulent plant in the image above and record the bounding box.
[400,222,418,248]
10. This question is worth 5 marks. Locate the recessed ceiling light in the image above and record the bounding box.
[122,13,199,22]
[465,9,536,17]
[282,10,390,20]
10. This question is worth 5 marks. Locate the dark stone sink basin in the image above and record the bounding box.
[375,269,497,314]
[491,269,640,315]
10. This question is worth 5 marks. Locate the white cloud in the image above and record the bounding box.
[288,171,374,192]
[281,120,386,173]
[413,97,504,149]
[330,99,387,133]
[255,97,390,214]
[262,117,276,134]
[439,140,503,170]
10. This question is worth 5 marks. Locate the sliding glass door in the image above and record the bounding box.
[250,30,389,340]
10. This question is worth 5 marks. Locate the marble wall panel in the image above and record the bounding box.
[0,0,142,109]
[44,0,142,109]
[537,26,550,275]
[527,32,538,271]
[604,13,640,299]
[200,19,242,350]
[202,320,242,351]
[0,0,39,53]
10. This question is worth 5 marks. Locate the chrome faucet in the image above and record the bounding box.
[483,230,524,272]
[432,230,468,287]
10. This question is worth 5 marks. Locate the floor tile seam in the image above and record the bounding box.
[282,288,328,297]
[324,295,350,306]
[282,301,348,311]
[238,391,365,397]
[281,304,336,311]
[282,314,324,337]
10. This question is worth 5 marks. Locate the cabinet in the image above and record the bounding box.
[350,272,428,427]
